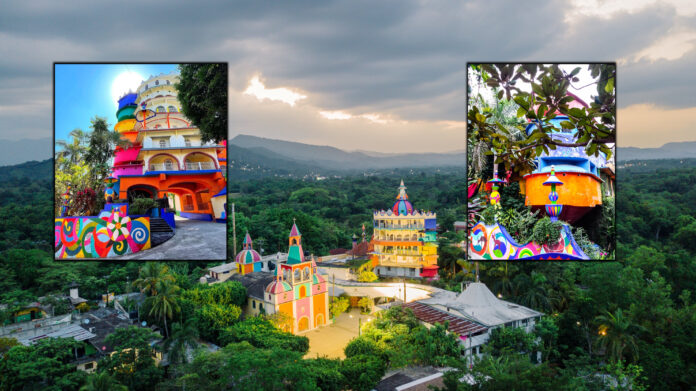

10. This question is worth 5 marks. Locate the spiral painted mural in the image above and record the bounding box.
[468,221,587,260]
[55,210,151,259]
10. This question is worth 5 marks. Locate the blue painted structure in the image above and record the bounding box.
[180,212,212,221]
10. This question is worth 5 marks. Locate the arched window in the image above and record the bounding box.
[156,106,166,113]
[294,269,300,282]
[164,159,173,170]
[168,105,177,112]
[303,268,310,280]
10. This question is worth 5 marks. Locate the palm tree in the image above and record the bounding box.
[79,372,127,391]
[56,135,86,168]
[133,262,174,296]
[491,262,516,298]
[595,308,642,363]
[163,318,199,365]
[147,280,180,338]
[516,272,551,312]
[69,128,90,146]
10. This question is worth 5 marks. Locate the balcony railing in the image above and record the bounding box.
[383,250,423,257]
[374,225,425,230]
[185,162,215,170]
[149,164,176,171]
[375,236,421,241]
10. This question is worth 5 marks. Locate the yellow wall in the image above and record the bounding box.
[312,292,327,325]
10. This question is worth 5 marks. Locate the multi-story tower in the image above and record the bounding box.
[264,222,329,333]
[372,181,439,278]
[112,93,142,179]
[114,72,227,221]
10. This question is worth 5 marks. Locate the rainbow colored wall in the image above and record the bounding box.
[55,209,151,259]
[469,221,588,260]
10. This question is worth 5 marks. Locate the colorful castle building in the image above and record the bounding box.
[372,181,439,278]
[230,222,329,334]
[111,72,227,222]
[520,95,613,224]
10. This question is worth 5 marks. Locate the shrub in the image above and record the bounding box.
[330,296,350,319]
[357,270,378,282]
[72,187,98,215]
[572,226,600,259]
[481,205,498,225]
[344,336,383,358]
[506,208,539,243]
[358,297,373,314]
[530,217,563,246]
[340,354,386,391]
[220,317,309,354]
[129,197,158,215]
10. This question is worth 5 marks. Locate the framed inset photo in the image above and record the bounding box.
[54,63,228,260]
[467,63,615,260]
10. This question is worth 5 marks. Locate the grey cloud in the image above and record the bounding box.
[0,0,694,142]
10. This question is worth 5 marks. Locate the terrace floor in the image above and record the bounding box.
[303,308,375,359]
[119,216,226,260]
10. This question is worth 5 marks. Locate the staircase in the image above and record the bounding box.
[150,217,174,246]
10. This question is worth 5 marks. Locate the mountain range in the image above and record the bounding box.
[6,136,696,172]
[0,138,52,166]
[618,142,696,161]
[228,134,466,173]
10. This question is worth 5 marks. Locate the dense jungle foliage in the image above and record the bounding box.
[1,158,695,390]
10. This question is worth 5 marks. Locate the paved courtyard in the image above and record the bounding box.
[119,216,226,260]
[304,308,377,359]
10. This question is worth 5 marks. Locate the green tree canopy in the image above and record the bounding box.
[176,63,228,143]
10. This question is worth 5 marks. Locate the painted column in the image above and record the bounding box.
[543,165,564,222]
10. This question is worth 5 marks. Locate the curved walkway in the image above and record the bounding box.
[327,278,447,302]
[119,216,226,260]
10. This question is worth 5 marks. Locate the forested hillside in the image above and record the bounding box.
[1,159,696,389]
[228,173,467,256]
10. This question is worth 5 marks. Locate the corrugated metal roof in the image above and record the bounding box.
[20,324,96,346]
[401,302,487,336]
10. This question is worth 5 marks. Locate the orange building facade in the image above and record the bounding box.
[111,72,227,222]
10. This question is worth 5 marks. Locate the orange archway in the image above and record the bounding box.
[118,172,225,217]
[315,313,324,327]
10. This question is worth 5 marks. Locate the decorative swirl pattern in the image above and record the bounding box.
[468,221,588,260]
[130,220,150,245]
[55,210,151,259]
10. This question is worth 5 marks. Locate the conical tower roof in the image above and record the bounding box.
[392,179,414,215]
[289,221,301,237]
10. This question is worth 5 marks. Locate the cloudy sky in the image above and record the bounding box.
[1,0,695,153]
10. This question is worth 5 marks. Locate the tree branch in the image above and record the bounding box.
[499,137,615,157]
